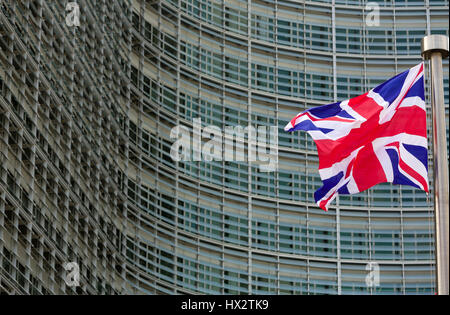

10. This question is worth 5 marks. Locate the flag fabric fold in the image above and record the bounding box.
[285,63,429,211]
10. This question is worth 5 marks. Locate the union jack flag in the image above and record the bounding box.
[285,63,429,210]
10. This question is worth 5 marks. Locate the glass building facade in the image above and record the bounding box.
[0,0,448,295]
[126,0,448,295]
[0,0,130,294]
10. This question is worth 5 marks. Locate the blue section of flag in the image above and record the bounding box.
[337,110,355,119]
[314,172,344,203]
[386,148,421,189]
[405,76,425,100]
[291,120,334,134]
[337,184,350,195]
[403,143,428,171]
[373,70,409,105]
[308,102,343,118]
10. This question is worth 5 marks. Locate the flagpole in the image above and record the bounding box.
[421,35,449,295]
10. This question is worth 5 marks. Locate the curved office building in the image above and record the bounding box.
[126,0,448,295]
[0,0,448,295]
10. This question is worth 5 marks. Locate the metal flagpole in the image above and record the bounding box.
[421,34,449,295]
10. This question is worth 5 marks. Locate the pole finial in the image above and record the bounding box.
[421,35,449,60]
